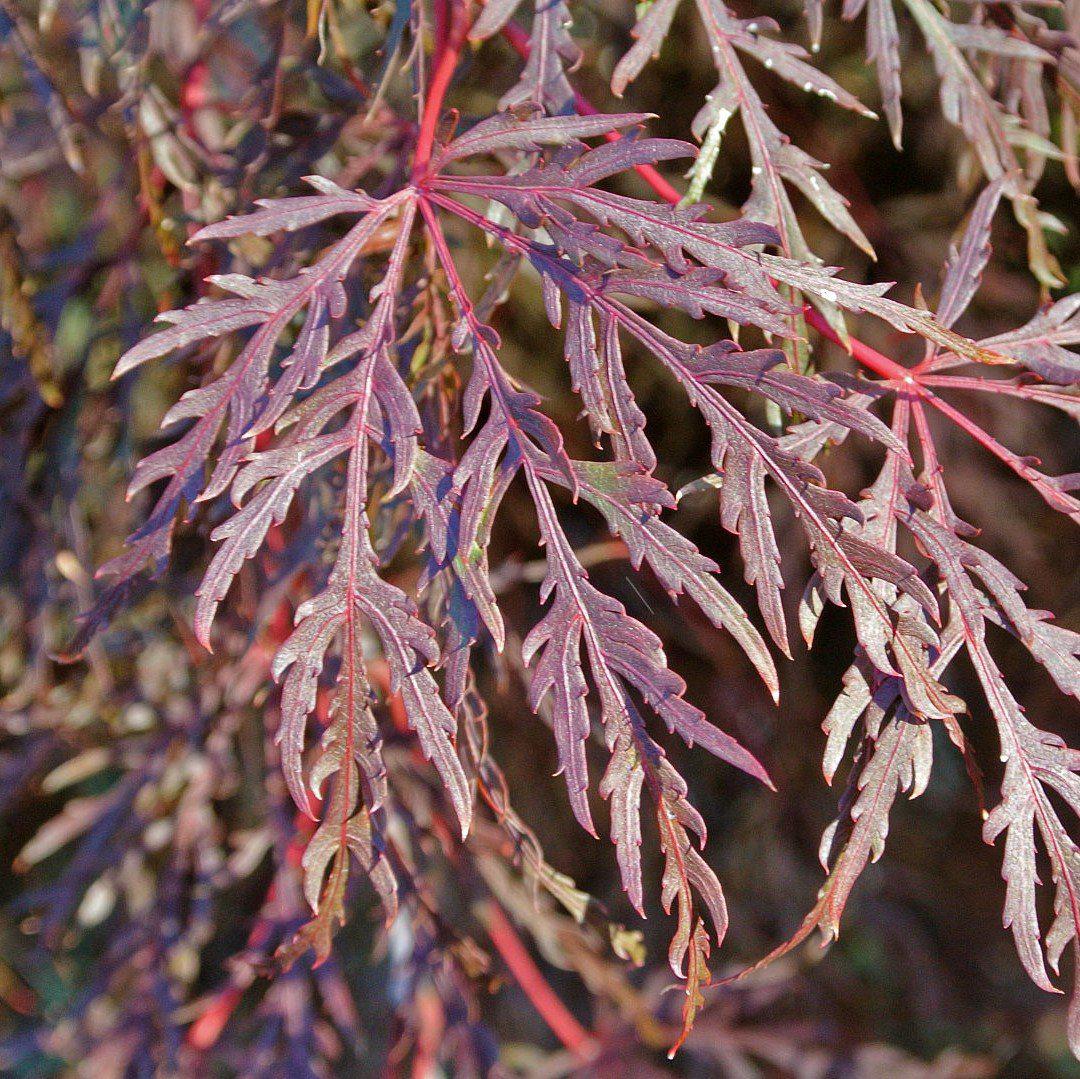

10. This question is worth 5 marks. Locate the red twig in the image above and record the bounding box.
[800,303,914,382]
[484,901,597,1061]
[188,984,245,1051]
[413,0,471,178]
[433,0,450,57]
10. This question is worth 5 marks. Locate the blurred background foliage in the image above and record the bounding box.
[0,0,1078,1074]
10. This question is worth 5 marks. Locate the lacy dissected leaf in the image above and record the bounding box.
[21,0,1080,1067]
[974,294,1080,385]
[613,0,875,267]
[111,188,472,850]
[274,455,472,837]
[86,65,1080,1061]
[520,469,772,834]
[841,228,1079,1013]
[283,634,397,965]
[572,460,779,701]
[428,117,998,1033]
[469,0,578,111]
[902,502,1080,1051]
[610,0,1062,288]
[432,129,970,725]
[103,183,410,586]
[730,168,1078,994]
[899,0,1061,286]
[435,142,1018,368]
[601,703,727,1055]
[778,237,1080,1027]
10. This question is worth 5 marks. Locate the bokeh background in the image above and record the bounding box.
[1,0,1078,1074]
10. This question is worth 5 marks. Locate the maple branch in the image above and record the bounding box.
[483,900,597,1060]
[414,0,471,178]
[800,303,916,383]
[433,0,450,57]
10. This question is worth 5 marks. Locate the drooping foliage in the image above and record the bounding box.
[1,0,1078,1069]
